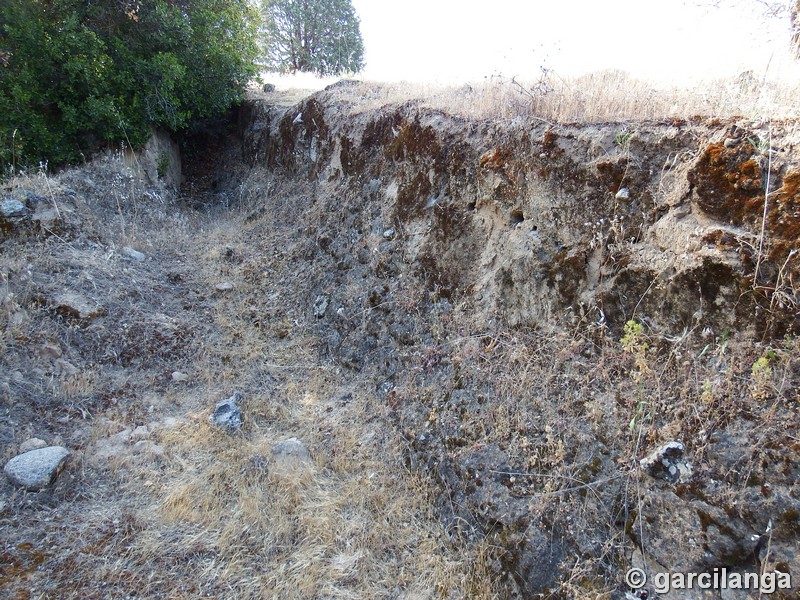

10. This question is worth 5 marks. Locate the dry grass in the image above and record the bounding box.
[269,69,800,123]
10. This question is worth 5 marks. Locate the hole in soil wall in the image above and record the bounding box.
[467,201,476,211]
[510,210,525,226]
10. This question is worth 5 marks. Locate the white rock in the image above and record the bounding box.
[270,437,312,474]
[122,246,146,261]
[19,438,48,453]
[215,281,235,291]
[615,187,630,200]
[171,371,189,383]
[4,446,70,490]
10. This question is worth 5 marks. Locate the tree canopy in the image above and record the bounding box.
[260,0,364,76]
[0,0,259,171]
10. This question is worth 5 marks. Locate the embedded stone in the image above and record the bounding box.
[210,392,242,431]
[4,446,70,490]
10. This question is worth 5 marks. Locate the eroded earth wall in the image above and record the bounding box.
[228,84,800,597]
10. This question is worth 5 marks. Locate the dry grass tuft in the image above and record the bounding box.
[302,70,800,123]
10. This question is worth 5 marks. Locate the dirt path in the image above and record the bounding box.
[0,161,494,598]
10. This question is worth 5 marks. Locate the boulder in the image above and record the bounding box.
[4,446,70,490]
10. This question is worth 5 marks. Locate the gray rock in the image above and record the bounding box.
[270,437,312,474]
[215,281,235,291]
[615,187,631,200]
[313,294,329,318]
[382,228,396,239]
[51,292,105,321]
[4,446,70,490]
[19,438,48,453]
[262,83,276,92]
[1,198,27,220]
[171,370,189,383]
[640,441,692,483]
[210,392,242,431]
[131,440,163,457]
[121,246,146,261]
[271,437,311,462]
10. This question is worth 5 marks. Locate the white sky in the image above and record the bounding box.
[350,0,800,83]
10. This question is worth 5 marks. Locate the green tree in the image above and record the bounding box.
[0,0,259,171]
[260,0,364,76]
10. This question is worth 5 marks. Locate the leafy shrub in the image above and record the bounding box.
[0,0,258,171]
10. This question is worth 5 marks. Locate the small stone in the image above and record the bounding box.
[19,438,48,453]
[313,294,329,318]
[121,246,146,261]
[131,440,163,457]
[4,446,70,490]
[215,281,235,291]
[1,198,27,220]
[110,429,133,445]
[210,392,242,432]
[51,292,105,321]
[262,83,276,93]
[640,441,693,483]
[724,137,741,148]
[271,437,311,461]
[171,371,189,383]
[40,343,62,359]
[382,228,396,239]
[270,437,312,474]
[615,187,630,200]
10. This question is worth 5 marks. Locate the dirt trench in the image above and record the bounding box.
[1,82,800,599]
[220,83,800,598]
[0,147,502,597]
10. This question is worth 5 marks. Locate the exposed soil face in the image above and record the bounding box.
[1,83,799,598]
